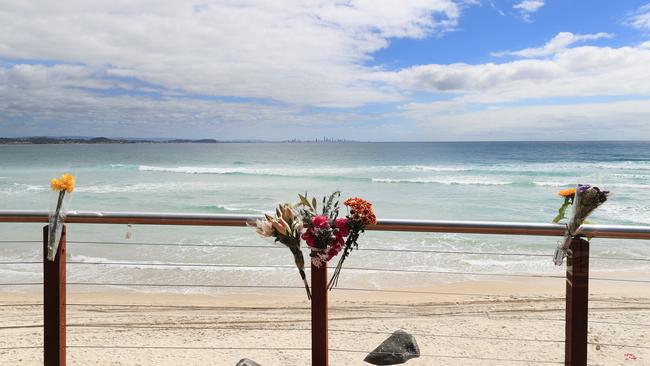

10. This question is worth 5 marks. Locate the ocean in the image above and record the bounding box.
[1,141,649,292]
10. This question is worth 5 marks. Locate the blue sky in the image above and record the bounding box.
[373,1,648,66]
[1,1,650,141]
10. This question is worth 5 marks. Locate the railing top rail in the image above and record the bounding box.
[1,210,649,239]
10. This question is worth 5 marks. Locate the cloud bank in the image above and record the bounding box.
[1,1,649,140]
[0,0,459,107]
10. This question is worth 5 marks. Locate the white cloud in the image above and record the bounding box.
[492,32,614,58]
[513,0,544,22]
[624,3,650,31]
[385,43,650,103]
[513,0,545,12]
[0,63,389,139]
[0,0,459,108]
[379,28,650,140]
[400,99,650,140]
[380,31,650,139]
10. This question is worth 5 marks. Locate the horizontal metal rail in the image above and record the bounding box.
[1,210,650,239]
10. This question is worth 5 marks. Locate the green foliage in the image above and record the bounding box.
[298,193,311,208]
[553,196,574,223]
[299,191,340,218]
[323,190,340,218]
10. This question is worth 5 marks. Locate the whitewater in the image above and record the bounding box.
[1,141,649,291]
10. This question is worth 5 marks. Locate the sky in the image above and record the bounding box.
[1,0,650,141]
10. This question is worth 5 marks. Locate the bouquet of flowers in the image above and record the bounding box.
[48,173,75,261]
[298,191,347,268]
[328,197,376,290]
[249,191,375,299]
[250,203,311,299]
[553,184,609,266]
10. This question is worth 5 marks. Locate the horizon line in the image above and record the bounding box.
[2,136,650,144]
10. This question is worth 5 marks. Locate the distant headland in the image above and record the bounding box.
[0,136,358,144]
[0,136,222,144]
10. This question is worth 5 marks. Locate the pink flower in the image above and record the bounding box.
[326,247,339,261]
[333,234,344,248]
[326,235,345,260]
[335,217,350,237]
[311,253,327,267]
[312,215,330,229]
[327,244,342,259]
[301,231,315,247]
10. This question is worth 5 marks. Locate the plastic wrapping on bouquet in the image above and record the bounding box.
[47,190,70,261]
[554,224,585,266]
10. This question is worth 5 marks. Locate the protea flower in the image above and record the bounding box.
[249,203,311,299]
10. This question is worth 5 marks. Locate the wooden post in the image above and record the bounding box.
[44,225,66,366]
[311,262,328,366]
[565,237,589,366]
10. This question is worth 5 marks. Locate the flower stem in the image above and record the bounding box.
[290,245,311,300]
[328,230,359,290]
[48,190,65,260]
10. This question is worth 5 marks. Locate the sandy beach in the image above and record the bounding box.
[2,276,649,366]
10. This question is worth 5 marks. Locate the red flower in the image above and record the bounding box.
[301,231,315,247]
[335,217,350,237]
[312,215,330,229]
[324,232,346,261]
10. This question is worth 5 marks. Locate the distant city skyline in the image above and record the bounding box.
[2,1,650,141]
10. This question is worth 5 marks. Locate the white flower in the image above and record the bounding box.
[293,220,303,233]
[254,219,274,237]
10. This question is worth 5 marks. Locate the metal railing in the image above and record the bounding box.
[1,210,650,366]
[3,209,650,239]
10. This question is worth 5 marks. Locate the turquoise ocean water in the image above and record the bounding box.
[1,142,649,291]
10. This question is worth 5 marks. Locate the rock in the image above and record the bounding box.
[364,330,420,365]
[236,358,261,366]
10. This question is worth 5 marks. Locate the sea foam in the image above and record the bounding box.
[372,177,513,185]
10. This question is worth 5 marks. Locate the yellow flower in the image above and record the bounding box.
[60,174,75,192]
[50,178,63,191]
[50,174,75,193]
[558,188,576,198]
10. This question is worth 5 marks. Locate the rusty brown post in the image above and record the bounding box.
[565,237,589,366]
[44,225,66,366]
[311,262,328,366]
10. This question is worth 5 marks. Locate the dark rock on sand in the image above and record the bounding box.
[364,330,420,365]
[236,358,261,366]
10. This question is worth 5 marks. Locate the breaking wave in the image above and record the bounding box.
[138,164,472,176]
[372,177,513,186]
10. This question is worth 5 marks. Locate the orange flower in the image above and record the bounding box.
[558,188,576,198]
[50,174,75,193]
[344,197,361,206]
[344,197,376,225]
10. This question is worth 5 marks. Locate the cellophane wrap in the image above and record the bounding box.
[47,190,70,261]
[553,184,608,266]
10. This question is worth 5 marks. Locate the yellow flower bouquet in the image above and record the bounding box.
[47,173,75,261]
